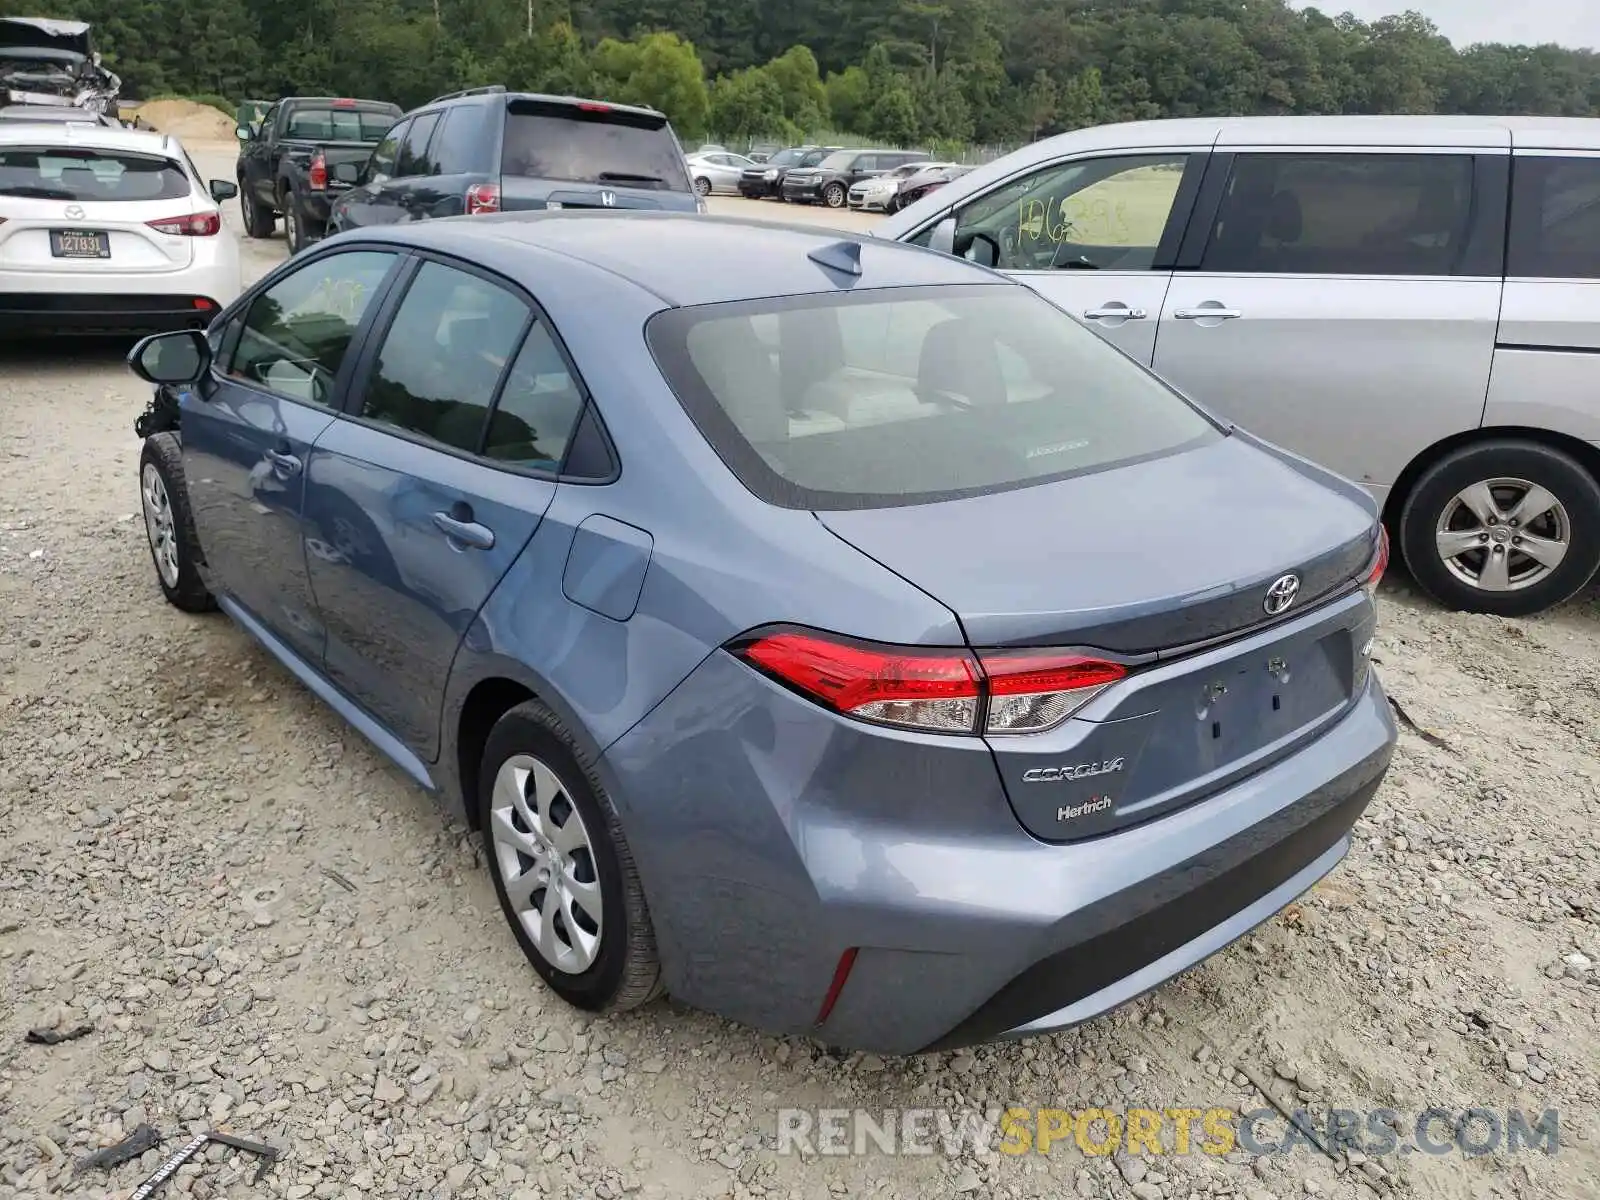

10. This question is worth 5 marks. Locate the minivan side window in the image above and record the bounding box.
[359,261,530,454]
[1508,155,1600,280]
[397,112,441,178]
[954,154,1191,272]
[228,251,397,406]
[1200,153,1474,276]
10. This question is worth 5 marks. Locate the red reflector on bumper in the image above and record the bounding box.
[815,947,859,1025]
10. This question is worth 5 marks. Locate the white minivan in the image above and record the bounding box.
[880,115,1600,617]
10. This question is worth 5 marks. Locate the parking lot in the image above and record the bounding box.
[1,138,1598,1200]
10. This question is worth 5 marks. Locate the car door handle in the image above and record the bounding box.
[1173,306,1243,321]
[431,511,495,551]
[264,449,301,477]
[1084,305,1148,321]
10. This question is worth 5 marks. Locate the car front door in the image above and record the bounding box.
[181,248,405,661]
[938,151,1207,364]
[1152,147,1507,494]
[334,118,409,231]
[303,257,588,757]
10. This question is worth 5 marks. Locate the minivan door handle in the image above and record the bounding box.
[1083,303,1148,322]
[432,508,495,551]
[1173,304,1243,322]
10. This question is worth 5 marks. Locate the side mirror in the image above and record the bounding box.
[331,161,360,185]
[236,125,251,142]
[929,215,957,255]
[209,179,238,202]
[128,329,210,386]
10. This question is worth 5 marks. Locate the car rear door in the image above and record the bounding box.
[931,149,1209,365]
[1152,139,1509,494]
[302,255,588,758]
[389,110,441,222]
[180,247,405,662]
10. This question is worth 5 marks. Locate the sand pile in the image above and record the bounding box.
[129,99,236,141]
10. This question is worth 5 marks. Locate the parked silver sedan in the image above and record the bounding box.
[686,151,759,197]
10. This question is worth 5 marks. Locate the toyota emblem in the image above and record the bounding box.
[1263,573,1302,616]
[65,204,85,220]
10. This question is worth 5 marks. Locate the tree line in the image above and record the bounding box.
[24,0,1600,149]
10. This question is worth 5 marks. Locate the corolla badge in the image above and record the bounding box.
[1021,757,1125,784]
[1263,573,1301,616]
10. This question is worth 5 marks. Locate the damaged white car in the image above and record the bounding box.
[0,17,120,118]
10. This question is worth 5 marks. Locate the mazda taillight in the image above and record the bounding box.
[1364,526,1389,600]
[308,151,328,191]
[732,629,1126,736]
[466,182,500,215]
[147,211,221,236]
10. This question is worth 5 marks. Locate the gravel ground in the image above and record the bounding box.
[1,144,1597,1200]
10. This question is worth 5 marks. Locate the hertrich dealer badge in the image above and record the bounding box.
[1021,757,1125,784]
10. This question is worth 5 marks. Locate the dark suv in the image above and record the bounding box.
[781,148,929,208]
[327,86,700,232]
[736,145,839,200]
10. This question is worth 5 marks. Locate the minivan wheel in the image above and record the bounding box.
[1399,439,1600,616]
[823,182,846,208]
[479,700,662,1012]
[139,434,216,613]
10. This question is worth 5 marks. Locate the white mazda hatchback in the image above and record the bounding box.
[0,122,241,336]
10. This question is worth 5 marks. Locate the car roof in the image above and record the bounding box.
[0,122,181,157]
[0,17,90,37]
[358,212,1007,308]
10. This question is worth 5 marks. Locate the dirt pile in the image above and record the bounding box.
[127,98,235,141]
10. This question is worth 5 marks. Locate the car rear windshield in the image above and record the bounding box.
[0,147,189,201]
[647,283,1220,510]
[284,107,396,142]
[501,100,690,192]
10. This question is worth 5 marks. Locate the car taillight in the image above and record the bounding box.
[1364,526,1390,600]
[147,211,221,236]
[732,629,1126,736]
[308,151,328,191]
[466,182,500,215]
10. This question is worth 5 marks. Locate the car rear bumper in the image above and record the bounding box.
[0,291,222,335]
[603,652,1397,1054]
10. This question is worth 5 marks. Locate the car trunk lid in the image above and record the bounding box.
[817,434,1381,840]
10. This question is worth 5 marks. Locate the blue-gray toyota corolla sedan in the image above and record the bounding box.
[126,212,1397,1054]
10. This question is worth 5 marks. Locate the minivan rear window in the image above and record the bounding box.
[0,147,189,201]
[647,284,1219,510]
[501,100,690,192]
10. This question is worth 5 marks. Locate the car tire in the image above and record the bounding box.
[693,176,712,197]
[823,182,846,208]
[240,187,275,238]
[284,196,307,255]
[139,434,216,614]
[1398,438,1600,617]
[479,699,662,1013]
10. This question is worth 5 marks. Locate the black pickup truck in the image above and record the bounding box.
[235,96,402,253]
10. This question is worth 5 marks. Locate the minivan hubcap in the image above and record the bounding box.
[1436,477,1570,592]
[489,754,602,974]
[141,463,180,588]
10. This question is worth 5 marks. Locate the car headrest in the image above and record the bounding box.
[688,318,786,444]
[916,318,1005,408]
[1265,190,1303,243]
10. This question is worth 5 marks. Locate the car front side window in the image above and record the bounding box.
[954,153,1192,272]
[228,251,397,406]
[369,120,408,183]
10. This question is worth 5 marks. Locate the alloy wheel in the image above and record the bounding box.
[488,754,603,974]
[141,463,180,589]
[1435,477,1571,593]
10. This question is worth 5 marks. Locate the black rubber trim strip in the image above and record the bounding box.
[1496,341,1600,357]
[920,747,1389,1052]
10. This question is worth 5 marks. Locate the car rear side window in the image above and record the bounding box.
[1201,152,1475,276]
[647,284,1219,510]
[482,322,587,469]
[359,261,530,454]
[501,99,690,192]
[229,250,397,407]
[431,105,486,176]
[1508,154,1600,279]
[0,147,189,201]
[397,112,441,177]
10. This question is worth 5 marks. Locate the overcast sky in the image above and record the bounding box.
[1298,1,1600,49]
